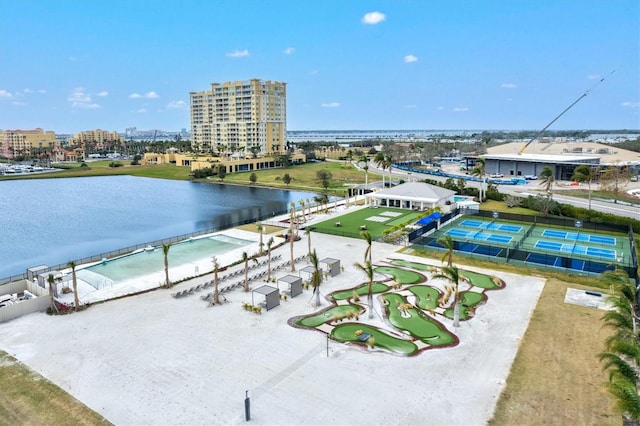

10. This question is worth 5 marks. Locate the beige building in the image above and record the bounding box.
[0,128,57,159]
[73,129,122,152]
[190,79,286,155]
[143,151,306,174]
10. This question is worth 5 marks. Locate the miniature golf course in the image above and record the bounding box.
[289,259,506,356]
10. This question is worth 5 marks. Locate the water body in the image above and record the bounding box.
[0,176,314,278]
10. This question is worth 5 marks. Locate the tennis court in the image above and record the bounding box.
[534,240,617,260]
[459,219,522,233]
[412,213,633,277]
[541,229,616,245]
[446,228,513,244]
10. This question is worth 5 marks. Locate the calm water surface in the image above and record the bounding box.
[0,176,314,278]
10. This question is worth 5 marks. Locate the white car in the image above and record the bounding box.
[524,175,538,180]
[490,173,504,178]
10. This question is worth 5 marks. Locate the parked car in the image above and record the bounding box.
[631,175,638,182]
[524,175,538,180]
[490,173,504,178]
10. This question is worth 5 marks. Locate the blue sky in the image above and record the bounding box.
[1,0,638,133]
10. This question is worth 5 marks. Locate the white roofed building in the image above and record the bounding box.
[365,181,456,211]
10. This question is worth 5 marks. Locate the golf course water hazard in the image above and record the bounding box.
[289,260,506,356]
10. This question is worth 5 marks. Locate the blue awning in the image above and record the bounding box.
[417,211,441,225]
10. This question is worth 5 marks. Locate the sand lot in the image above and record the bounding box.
[0,232,544,425]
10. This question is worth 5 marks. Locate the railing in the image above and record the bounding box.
[0,201,333,286]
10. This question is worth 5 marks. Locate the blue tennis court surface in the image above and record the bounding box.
[525,253,614,274]
[541,229,616,245]
[459,220,522,233]
[534,240,616,260]
[446,228,513,244]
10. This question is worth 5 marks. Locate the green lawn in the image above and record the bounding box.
[311,206,423,239]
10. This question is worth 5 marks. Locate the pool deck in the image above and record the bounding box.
[0,221,546,425]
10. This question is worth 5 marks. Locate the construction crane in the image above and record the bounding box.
[518,70,615,155]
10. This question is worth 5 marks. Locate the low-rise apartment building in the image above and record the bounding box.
[0,128,57,159]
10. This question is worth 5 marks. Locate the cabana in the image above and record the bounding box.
[277,275,303,298]
[299,265,316,281]
[252,285,280,311]
[320,258,341,277]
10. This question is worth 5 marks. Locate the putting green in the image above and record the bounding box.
[331,323,418,356]
[383,293,456,346]
[461,271,504,290]
[443,291,485,321]
[390,259,438,272]
[295,304,364,328]
[408,285,441,311]
[374,266,424,284]
[329,282,389,301]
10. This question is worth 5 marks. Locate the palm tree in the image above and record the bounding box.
[304,227,312,256]
[572,164,594,210]
[266,237,274,281]
[67,260,80,311]
[471,158,486,202]
[599,269,640,424]
[212,256,221,305]
[289,202,296,272]
[360,155,369,188]
[437,235,454,267]
[353,260,375,319]
[433,265,461,328]
[162,243,171,288]
[242,251,256,292]
[360,231,372,263]
[47,273,59,314]
[539,166,555,198]
[384,154,393,186]
[374,152,386,188]
[298,199,306,222]
[308,249,323,307]
[256,222,264,254]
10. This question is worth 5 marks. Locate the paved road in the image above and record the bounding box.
[363,162,640,220]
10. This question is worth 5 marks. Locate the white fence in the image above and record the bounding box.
[0,280,50,323]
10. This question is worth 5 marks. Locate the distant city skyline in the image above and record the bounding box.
[1,0,638,133]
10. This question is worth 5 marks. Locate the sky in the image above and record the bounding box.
[0,0,638,133]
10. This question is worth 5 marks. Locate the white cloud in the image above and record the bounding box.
[621,101,639,108]
[321,102,340,108]
[167,100,186,109]
[23,88,47,94]
[68,87,100,109]
[11,101,26,106]
[96,91,109,97]
[226,49,250,58]
[135,108,147,113]
[501,83,517,89]
[68,56,78,62]
[404,54,418,63]
[0,89,13,98]
[436,106,444,111]
[452,107,469,112]
[362,11,386,24]
[309,70,319,76]
[587,74,601,80]
[129,91,158,99]
[283,47,295,55]
[404,104,417,109]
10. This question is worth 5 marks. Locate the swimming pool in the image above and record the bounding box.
[77,234,253,289]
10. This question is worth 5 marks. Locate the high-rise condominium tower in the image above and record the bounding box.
[189,79,286,155]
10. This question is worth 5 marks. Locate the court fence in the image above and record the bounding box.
[410,209,639,285]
